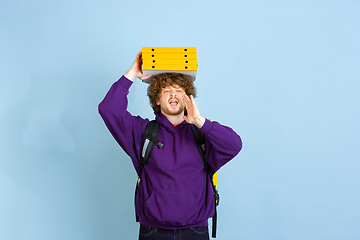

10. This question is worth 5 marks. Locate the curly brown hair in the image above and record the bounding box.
[147,72,197,112]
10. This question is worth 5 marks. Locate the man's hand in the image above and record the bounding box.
[182,95,206,128]
[124,51,151,82]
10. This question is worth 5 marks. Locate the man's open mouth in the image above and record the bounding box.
[169,99,178,107]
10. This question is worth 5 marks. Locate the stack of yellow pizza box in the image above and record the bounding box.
[142,47,198,83]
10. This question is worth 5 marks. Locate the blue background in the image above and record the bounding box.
[1,0,359,239]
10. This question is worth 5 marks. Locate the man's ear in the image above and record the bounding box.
[156,92,162,106]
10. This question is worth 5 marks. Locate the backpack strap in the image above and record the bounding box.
[141,120,163,168]
[190,124,219,238]
[135,120,163,222]
[190,124,211,173]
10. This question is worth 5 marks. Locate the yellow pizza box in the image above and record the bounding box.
[142,53,197,59]
[142,47,196,53]
[143,58,198,65]
[141,47,198,83]
[142,64,197,71]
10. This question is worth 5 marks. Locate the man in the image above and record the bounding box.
[98,51,242,240]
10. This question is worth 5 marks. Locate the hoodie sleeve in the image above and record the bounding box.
[98,75,148,172]
[200,119,242,173]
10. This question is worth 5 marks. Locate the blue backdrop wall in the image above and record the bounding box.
[1,0,359,239]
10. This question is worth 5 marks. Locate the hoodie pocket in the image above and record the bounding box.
[144,191,198,226]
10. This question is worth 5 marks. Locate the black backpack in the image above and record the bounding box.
[134,120,219,238]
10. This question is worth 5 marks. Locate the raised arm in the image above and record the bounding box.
[183,94,242,172]
[98,52,151,172]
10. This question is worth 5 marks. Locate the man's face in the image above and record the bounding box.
[156,85,186,116]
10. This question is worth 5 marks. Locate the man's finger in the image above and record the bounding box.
[184,95,192,105]
[189,95,196,104]
[183,96,189,109]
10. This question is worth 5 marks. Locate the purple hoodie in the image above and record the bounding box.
[98,76,242,229]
